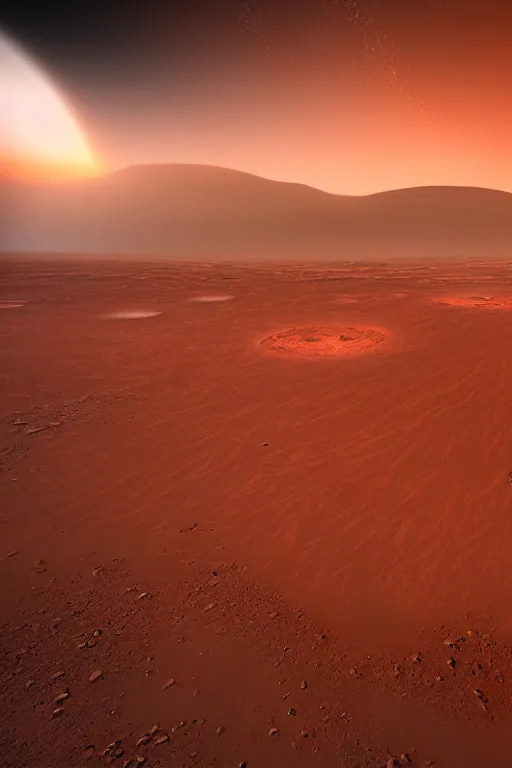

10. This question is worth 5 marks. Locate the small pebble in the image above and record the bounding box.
[52,707,64,718]
[288,708,296,716]
[154,735,169,745]
[301,680,308,689]
[162,678,175,690]
[204,602,216,612]
[269,727,279,737]
[88,670,103,683]
[54,691,69,703]
[216,726,225,736]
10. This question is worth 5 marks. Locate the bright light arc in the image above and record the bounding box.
[0,31,96,176]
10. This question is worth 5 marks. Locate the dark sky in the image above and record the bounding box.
[1,0,511,193]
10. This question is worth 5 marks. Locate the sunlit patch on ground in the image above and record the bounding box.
[100,310,162,319]
[334,297,360,305]
[189,295,235,302]
[259,326,389,357]
[434,296,512,309]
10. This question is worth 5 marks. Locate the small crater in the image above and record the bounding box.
[259,326,389,357]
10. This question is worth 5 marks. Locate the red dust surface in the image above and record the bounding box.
[259,326,388,357]
[2,258,512,768]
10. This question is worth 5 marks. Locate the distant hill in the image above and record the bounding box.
[2,163,512,259]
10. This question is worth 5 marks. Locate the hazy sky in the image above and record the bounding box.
[1,0,511,194]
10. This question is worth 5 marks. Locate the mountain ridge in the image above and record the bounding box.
[2,163,512,258]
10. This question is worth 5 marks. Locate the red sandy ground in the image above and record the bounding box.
[1,258,512,768]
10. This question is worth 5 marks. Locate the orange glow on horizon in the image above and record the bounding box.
[0,157,100,183]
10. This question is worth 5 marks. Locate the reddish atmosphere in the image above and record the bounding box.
[1,0,511,193]
[2,4,512,768]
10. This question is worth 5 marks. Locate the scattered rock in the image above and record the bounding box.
[269,727,279,737]
[443,636,464,647]
[6,551,18,558]
[51,671,66,681]
[136,734,151,746]
[88,669,103,683]
[162,678,175,690]
[400,754,412,765]
[154,735,169,745]
[300,729,309,738]
[84,745,95,759]
[25,679,35,688]
[135,759,146,766]
[54,691,69,703]
[149,725,160,736]
[138,592,151,600]
[386,759,399,768]
[52,707,64,718]
[447,658,456,668]
[122,760,134,768]
[103,741,121,757]
[288,708,296,716]
[300,680,308,689]
[216,726,225,736]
